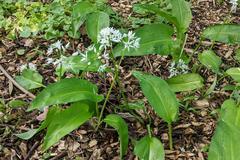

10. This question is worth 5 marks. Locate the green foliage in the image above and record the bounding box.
[166,73,204,92]
[202,25,240,44]
[86,11,110,43]
[134,136,165,160]
[133,71,179,124]
[226,68,240,83]
[198,50,222,73]
[104,114,129,159]
[114,24,174,57]
[30,78,103,111]
[8,99,27,108]
[15,69,44,90]
[43,102,92,151]
[208,99,240,160]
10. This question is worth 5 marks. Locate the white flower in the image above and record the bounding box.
[87,44,97,53]
[230,0,238,12]
[52,40,62,50]
[123,31,140,51]
[72,51,79,56]
[20,64,28,72]
[168,59,189,78]
[28,63,37,71]
[98,64,108,72]
[80,52,88,62]
[46,58,54,64]
[65,42,70,49]
[47,46,53,55]
[98,27,123,49]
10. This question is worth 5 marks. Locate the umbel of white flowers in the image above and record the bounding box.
[168,59,189,78]
[45,27,140,73]
[230,0,238,12]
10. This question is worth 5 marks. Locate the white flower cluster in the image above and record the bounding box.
[47,40,70,55]
[230,0,238,12]
[168,59,189,78]
[19,63,37,72]
[98,27,140,51]
[96,27,140,72]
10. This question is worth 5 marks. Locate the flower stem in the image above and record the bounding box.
[168,123,173,150]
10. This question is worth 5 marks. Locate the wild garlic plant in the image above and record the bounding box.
[45,27,140,130]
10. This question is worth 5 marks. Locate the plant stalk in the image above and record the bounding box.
[168,123,173,150]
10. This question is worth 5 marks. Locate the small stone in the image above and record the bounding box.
[194,99,209,108]
[89,140,97,148]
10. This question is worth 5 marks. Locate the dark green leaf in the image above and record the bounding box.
[226,68,240,83]
[198,50,222,73]
[134,136,164,160]
[166,73,204,92]
[104,114,129,159]
[15,69,44,90]
[30,78,103,111]
[114,24,174,57]
[202,24,240,44]
[208,99,240,160]
[8,99,27,108]
[86,11,110,43]
[170,0,192,33]
[43,103,92,151]
[133,71,179,124]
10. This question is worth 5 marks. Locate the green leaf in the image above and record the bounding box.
[43,102,92,151]
[134,136,165,160]
[226,67,240,83]
[30,78,103,111]
[170,0,192,33]
[16,129,39,140]
[133,71,179,124]
[69,2,96,39]
[16,49,25,55]
[137,4,179,29]
[104,114,129,159]
[114,24,174,57]
[166,73,204,92]
[15,69,44,90]
[202,24,240,44]
[198,50,222,73]
[208,99,240,160]
[8,99,27,108]
[86,11,110,43]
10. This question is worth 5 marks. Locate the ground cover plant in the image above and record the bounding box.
[0,0,240,159]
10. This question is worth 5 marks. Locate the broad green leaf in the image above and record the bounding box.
[166,73,204,92]
[226,68,240,83]
[134,136,164,160]
[8,99,27,108]
[137,4,179,30]
[43,103,92,151]
[86,11,110,43]
[104,114,129,159]
[208,99,240,160]
[69,2,96,39]
[30,78,103,111]
[114,24,175,57]
[198,50,222,73]
[15,69,44,90]
[202,24,240,44]
[171,0,192,33]
[133,71,179,124]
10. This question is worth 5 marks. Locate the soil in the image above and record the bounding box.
[0,0,239,160]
